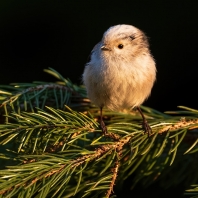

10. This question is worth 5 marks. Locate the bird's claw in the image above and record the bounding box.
[142,120,152,137]
[100,120,108,135]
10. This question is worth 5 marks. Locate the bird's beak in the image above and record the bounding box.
[101,45,110,51]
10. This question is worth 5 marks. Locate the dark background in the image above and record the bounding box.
[0,0,198,112]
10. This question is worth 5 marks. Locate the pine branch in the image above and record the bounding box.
[0,68,198,197]
[0,68,87,123]
[0,106,198,197]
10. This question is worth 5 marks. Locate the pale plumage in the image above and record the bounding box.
[83,24,156,134]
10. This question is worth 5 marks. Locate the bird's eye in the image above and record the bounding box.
[118,44,124,49]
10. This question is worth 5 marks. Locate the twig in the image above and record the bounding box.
[72,136,131,168]
[106,160,119,198]
[0,84,74,107]
[159,118,198,133]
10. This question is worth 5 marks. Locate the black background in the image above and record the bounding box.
[0,0,198,112]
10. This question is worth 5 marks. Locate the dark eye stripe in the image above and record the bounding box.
[129,35,135,40]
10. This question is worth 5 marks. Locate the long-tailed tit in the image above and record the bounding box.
[83,24,156,135]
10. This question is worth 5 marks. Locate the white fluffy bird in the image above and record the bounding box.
[83,24,156,135]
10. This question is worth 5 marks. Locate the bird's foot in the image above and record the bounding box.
[100,120,108,135]
[142,120,152,137]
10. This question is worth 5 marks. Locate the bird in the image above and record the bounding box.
[83,24,156,135]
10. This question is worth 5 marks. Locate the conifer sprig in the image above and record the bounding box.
[0,68,198,197]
